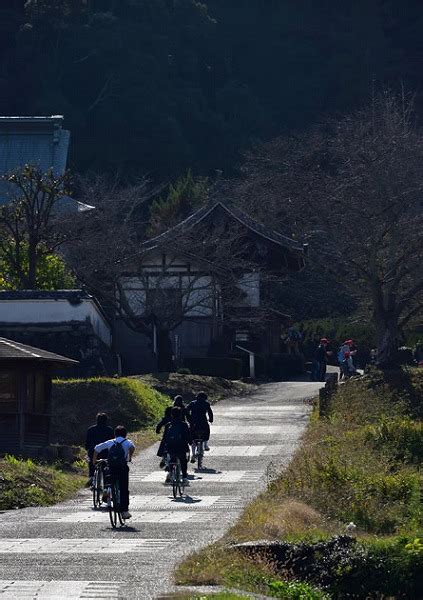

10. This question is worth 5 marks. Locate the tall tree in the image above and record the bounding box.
[0,165,72,289]
[233,92,423,367]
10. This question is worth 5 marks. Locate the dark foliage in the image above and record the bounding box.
[236,536,423,599]
[2,1,423,178]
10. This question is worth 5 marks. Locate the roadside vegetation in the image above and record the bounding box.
[0,454,85,511]
[51,377,169,445]
[137,373,252,404]
[176,368,423,599]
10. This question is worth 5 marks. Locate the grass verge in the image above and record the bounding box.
[0,454,85,510]
[176,368,423,599]
[51,377,169,444]
[136,373,253,404]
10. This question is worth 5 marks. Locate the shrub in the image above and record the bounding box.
[183,357,243,380]
[176,367,191,375]
[396,346,415,365]
[0,455,85,510]
[51,377,169,445]
[365,417,423,463]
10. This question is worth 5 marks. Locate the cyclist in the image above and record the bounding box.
[93,425,135,520]
[186,391,213,461]
[163,406,191,487]
[156,406,172,468]
[85,413,113,485]
[173,395,188,421]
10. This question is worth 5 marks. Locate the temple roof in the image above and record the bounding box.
[0,337,78,365]
[0,116,69,176]
[0,115,84,211]
[142,201,305,253]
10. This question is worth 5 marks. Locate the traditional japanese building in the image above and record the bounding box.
[0,337,77,456]
[115,201,307,375]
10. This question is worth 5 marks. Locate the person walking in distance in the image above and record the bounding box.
[85,413,113,485]
[186,391,214,460]
[93,425,135,520]
[313,338,331,382]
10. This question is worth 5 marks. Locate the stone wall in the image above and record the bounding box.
[0,321,117,377]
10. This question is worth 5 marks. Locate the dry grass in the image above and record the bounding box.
[227,497,331,543]
[130,427,161,454]
[175,543,276,587]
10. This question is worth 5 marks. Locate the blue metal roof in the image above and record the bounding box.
[0,116,70,204]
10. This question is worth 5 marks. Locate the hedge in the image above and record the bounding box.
[51,377,169,445]
[183,357,243,380]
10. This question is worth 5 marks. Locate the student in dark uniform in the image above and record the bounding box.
[85,413,113,483]
[186,391,213,458]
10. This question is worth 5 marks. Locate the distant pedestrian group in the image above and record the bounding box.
[311,337,359,382]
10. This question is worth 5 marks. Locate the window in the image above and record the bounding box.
[26,371,48,414]
[0,370,17,414]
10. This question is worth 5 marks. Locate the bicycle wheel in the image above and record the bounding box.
[171,464,178,499]
[92,468,100,509]
[94,466,104,508]
[197,442,204,470]
[108,484,118,528]
[176,463,183,497]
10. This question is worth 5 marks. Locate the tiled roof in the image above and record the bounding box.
[142,201,304,253]
[0,337,78,364]
[0,289,91,302]
[0,115,70,205]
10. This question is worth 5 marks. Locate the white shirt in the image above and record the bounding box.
[94,436,135,460]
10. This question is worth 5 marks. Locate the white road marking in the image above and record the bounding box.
[131,470,262,483]
[211,425,285,434]
[219,405,294,412]
[0,539,175,554]
[208,445,283,456]
[0,580,122,599]
[75,494,242,510]
[34,511,215,524]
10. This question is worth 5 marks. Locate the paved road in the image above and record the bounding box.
[0,380,322,599]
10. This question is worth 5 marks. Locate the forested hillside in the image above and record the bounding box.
[2,0,423,178]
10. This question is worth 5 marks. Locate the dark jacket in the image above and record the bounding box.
[156,413,172,434]
[187,399,213,427]
[85,424,114,457]
[186,399,213,440]
[163,420,191,454]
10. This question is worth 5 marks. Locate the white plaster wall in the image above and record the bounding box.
[0,299,112,346]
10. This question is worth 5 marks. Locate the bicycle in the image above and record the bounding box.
[107,478,127,528]
[92,459,107,509]
[191,431,206,470]
[169,455,185,498]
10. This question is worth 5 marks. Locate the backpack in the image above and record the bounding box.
[107,440,126,469]
[165,422,184,450]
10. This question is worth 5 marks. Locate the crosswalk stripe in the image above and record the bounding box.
[0,581,124,599]
[0,539,175,554]
[211,425,285,434]
[130,470,263,483]
[33,511,215,524]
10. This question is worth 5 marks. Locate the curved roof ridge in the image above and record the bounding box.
[142,200,303,252]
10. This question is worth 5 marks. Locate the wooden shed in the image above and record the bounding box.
[0,337,78,456]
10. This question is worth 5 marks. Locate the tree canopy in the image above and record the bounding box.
[2,1,423,178]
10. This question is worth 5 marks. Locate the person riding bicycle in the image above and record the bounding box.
[85,413,113,485]
[93,425,135,520]
[173,395,188,422]
[156,406,172,468]
[186,391,213,461]
[162,406,191,487]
